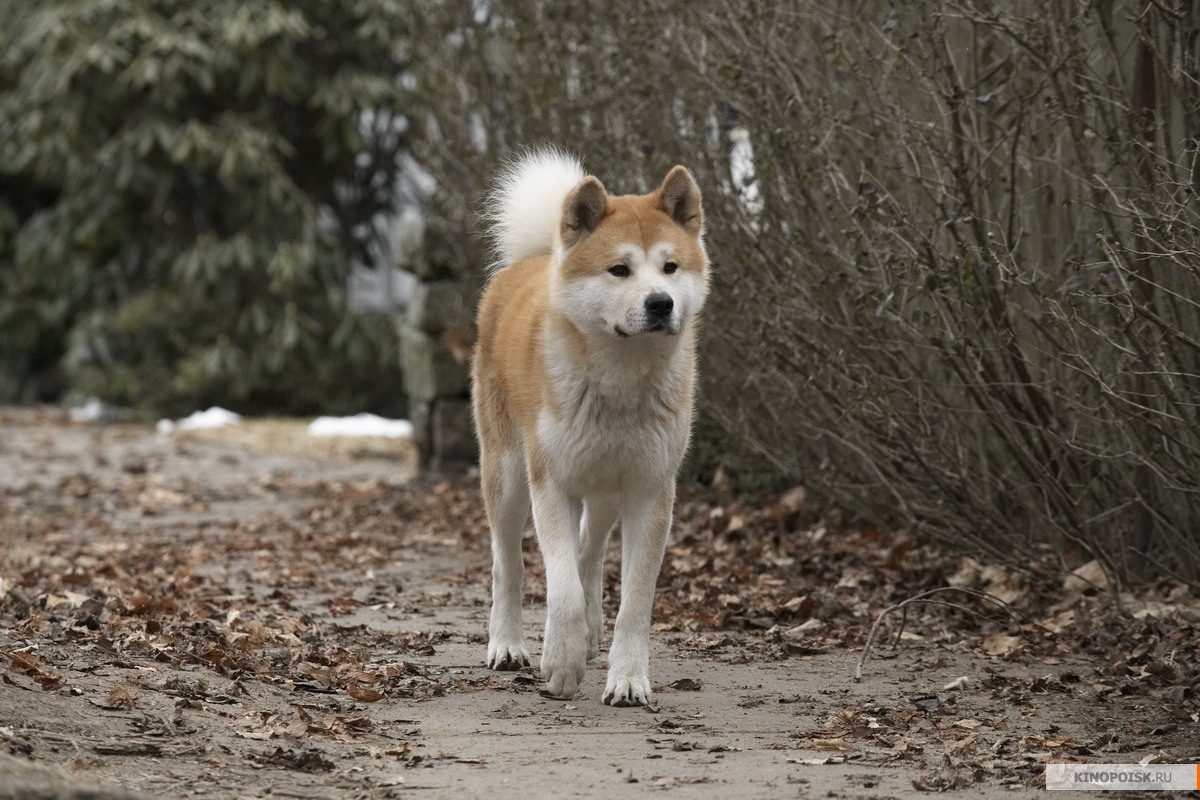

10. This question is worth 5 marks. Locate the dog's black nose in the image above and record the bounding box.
[644,292,674,319]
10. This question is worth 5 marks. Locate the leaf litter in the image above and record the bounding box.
[0,408,1197,796]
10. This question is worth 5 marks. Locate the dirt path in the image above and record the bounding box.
[1,408,1195,799]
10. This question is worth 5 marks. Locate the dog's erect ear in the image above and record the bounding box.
[657,166,703,238]
[561,176,608,249]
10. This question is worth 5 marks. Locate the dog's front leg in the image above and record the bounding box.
[603,481,675,707]
[530,479,587,698]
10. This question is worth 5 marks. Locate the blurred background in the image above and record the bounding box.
[2,0,1198,584]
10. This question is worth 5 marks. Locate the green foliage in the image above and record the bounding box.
[0,0,410,415]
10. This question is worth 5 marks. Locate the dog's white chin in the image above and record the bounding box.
[614,323,679,338]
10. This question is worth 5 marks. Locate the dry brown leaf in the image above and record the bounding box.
[979,564,1025,604]
[137,487,188,514]
[44,591,89,609]
[8,652,43,673]
[783,619,825,640]
[947,557,981,588]
[335,715,373,732]
[764,486,808,522]
[234,729,274,741]
[781,595,814,616]
[1063,560,1110,595]
[982,634,1022,657]
[89,686,135,711]
[241,620,268,645]
[8,652,64,691]
[810,737,855,752]
[125,590,152,615]
[347,682,384,702]
[948,733,980,756]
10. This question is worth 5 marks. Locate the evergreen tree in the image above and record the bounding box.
[0,0,410,415]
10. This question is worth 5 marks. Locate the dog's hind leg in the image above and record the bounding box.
[483,445,532,670]
[578,496,618,661]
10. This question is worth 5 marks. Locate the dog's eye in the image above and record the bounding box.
[664,261,678,275]
[608,264,631,278]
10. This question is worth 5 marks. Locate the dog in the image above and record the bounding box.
[472,149,709,705]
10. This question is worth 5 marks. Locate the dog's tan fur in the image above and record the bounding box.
[473,150,708,705]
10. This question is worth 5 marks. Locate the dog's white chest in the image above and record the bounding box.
[537,381,686,495]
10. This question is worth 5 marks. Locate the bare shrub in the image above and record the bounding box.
[406,0,1200,584]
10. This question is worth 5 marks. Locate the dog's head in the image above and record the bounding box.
[552,166,709,340]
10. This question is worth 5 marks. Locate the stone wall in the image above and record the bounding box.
[394,214,478,473]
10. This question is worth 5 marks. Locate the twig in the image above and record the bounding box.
[891,603,909,649]
[854,586,1044,682]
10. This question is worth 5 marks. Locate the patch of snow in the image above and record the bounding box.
[729,127,764,216]
[69,398,105,423]
[307,413,413,439]
[157,407,243,434]
[68,397,131,424]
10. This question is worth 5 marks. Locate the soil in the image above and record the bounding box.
[1,407,1196,799]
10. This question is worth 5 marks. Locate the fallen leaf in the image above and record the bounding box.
[8,652,44,673]
[44,591,90,609]
[89,686,135,711]
[810,737,855,752]
[292,681,336,694]
[982,634,1022,658]
[950,734,979,758]
[1063,560,1110,594]
[348,682,384,702]
[138,487,188,514]
[333,715,373,733]
[124,590,152,615]
[254,746,334,772]
[912,695,942,712]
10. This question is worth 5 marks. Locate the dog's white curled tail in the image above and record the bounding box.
[485,148,585,272]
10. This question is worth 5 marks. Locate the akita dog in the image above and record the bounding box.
[472,149,709,705]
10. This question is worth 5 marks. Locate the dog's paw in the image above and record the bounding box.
[542,660,584,698]
[487,639,531,671]
[602,670,652,707]
[540,626,587,698]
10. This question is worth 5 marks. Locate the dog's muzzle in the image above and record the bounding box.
[644,292,674,321]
